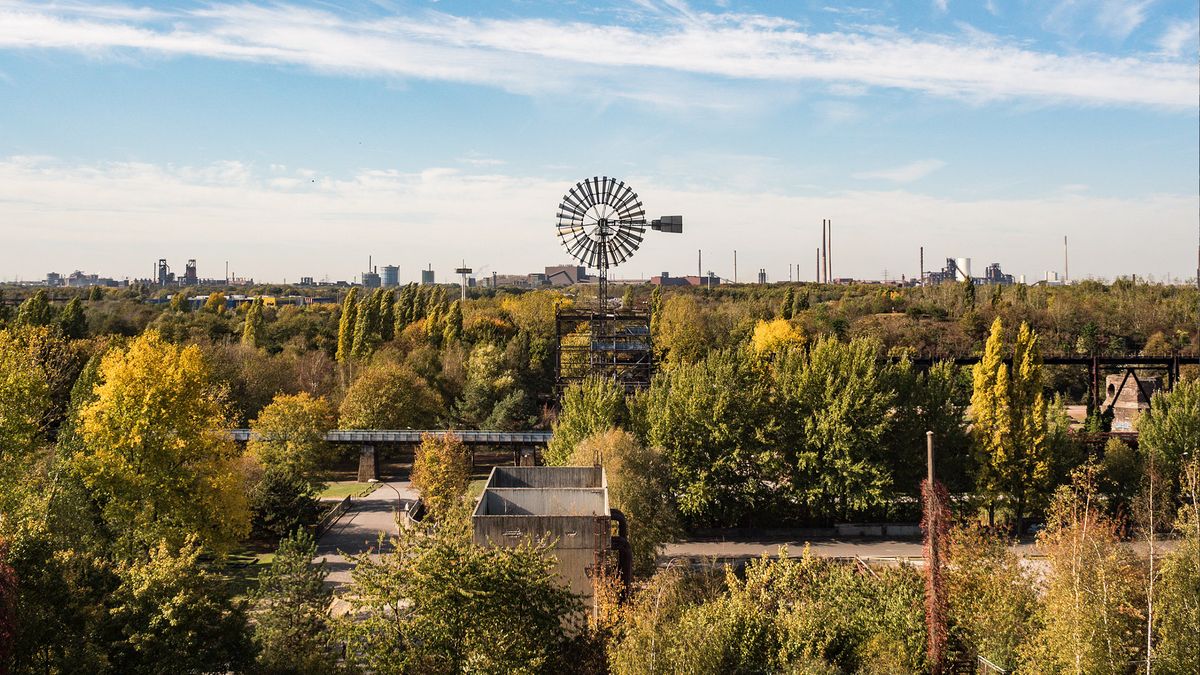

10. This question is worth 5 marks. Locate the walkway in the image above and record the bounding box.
[315,479,418,587]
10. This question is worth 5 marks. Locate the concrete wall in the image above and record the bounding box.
[480,488,607,516]
[486,466,604,489]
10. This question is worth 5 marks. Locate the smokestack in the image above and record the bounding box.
[733,250,737,283]
[821,220,828,283]
[920,246,925,287]
[1063,236,1068,283]
[828,219,832,283]
[815,247,820,283]
[698,249,702,279]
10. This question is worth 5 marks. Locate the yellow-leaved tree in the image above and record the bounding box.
[76,331,249,556]
[971,318,1050,532]
[750,318,804,358]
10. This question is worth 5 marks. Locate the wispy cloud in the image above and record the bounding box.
[0,1,1194,109]
[853,159,947,183]
[1158,18,1199,57]
[1044,0,1157,41]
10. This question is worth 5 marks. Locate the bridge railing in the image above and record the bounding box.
[227,429,553,445]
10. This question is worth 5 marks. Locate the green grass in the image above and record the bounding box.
[216,551,275,599]
[466,479,487,502]
[319,481,379,499]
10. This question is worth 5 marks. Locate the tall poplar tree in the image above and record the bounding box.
[971,318,1050,532]
[781,287,794,320]
[335,288,358,364]
[379,288,396,342]
[351,291,380,360]
[443,299,463,344]
[241,298,265,348]
[396,283,415,333]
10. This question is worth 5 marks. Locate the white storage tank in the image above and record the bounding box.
[954,257,972,281]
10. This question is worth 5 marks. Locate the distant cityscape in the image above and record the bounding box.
[29,253,1085,291]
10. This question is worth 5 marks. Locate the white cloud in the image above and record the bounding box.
[1,156,1195,284]
[934,0,949,13]
[0,1,1194,109]
[1158,19,1199,57]
[853,159,947,183]
[1044,0,1157,41]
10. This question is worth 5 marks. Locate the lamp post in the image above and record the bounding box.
[367,478,404,528]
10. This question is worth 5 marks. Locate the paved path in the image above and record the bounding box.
[316,479,417,587]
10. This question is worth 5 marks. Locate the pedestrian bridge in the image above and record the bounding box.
[228,429,552,446]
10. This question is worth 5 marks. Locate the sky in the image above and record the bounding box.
[0,0,1197,285]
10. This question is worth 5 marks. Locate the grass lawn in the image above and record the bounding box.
[319,481,379,500]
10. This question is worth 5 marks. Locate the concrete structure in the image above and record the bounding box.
[362,268,381,289]
[421,266,435,285]
[183,259,198,285]
[545,265,588,286]
[382,265,400,287]
[649,272,720,287]
[1103,373,1160,431]
[473,466,629,612]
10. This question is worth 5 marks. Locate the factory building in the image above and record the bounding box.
[381,265,400,287]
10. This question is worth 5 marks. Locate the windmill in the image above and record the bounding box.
[556,176,682,310]
[553,176,682,393]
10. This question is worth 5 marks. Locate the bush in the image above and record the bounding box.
[249,468,322,540]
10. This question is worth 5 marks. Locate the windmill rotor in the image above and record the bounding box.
[556,176,649,271]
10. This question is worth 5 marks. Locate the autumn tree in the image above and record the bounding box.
[946,525,1037,670]
[443,299,463,344]
[351,289,381,360]
[395,283,416,334]
[544,376,628,466]
[74,331,250,556]
[1024,466,1142,672]
[169,289,190,312]
[411,432,471,520]
[453,342,530,430]
[571,429,681,576]
[249,392,336,481]
[1138,378,1200,500]
[335,287,359,364]
[971,318,1050,532]
[252,530,338,674]
[379,288,396,342]
[749,318,804,358]
[781,286,795,319]
[341,523,581,674]
[241,297,265,348]
[0,329,53,518]
[339,360,441,429]
[202,291,226,314]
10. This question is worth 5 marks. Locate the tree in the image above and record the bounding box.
[202,291,226,314]
[639,348,769,525]
[971,318,1051,532]
[341,523,582,674]
[411,432,471,520]
[0,329,53,516]
[1138,378,1200,500]
[545,376,628,466]
[379,288,396,342]
[242,297,266,348]
[442,299,463,344]
[0,537,16,671]
[87,285,104,302]
[107,538,253,675]
[453,343,530,430]
[351,290,381,360]
[335,287,359,364]
[395,283,416,334]
[1152,460,1199,672]
[781,287,794,319]
[249,392,336,481]
[1099,437,1141,517]
[74,331,250,556]
[621,286,634,311]
[58,296,87,339]
[946,525,1036,670]
[252,530,338,674]
[249,465,322,540]
[571,429,682,577]
[770,337,895,522]
[169,289,191,312]
[1024,466,1142,673]
[339,361,441,429]
[15,289,54,327]
[749,318,804,358]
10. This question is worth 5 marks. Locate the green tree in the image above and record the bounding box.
[75,331,250,556]
[0,330,53,517]
[442,299,463,344]
[252,530,337,674]
[638,348,768,525]
[248,467,321,540]
[453,343,530,430]
[781,286,794,320]
[1099,437,1141,516]
[339,361,441,429]
[379,288,396,342]
[621,286,635,311]
[335,287,359,364]
[249,392,337,481]
[87,285,104,302]
[545,376,627,466]
[341,523,582,674]
[946,525,1036,670]
[571,429,682,576]
[411,432,471,521]
[771,337,895,522]
[971,318,1050,532]
[15,289,54,327]
[107,538,253,675]
[1152,460,1199,672]
[242,297,266,348]
[1138,378,1200,500]
[351,290,381,360]
[58,297,86,339]
[395,284,416,333]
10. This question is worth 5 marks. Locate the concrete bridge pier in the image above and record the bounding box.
[357,444,379,482]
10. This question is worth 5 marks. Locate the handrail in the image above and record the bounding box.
[314,496,352,537]
[228,429,553,445]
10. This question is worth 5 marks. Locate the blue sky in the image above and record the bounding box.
[0,0,1197,284]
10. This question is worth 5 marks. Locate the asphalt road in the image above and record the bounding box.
[316,479,418,587]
